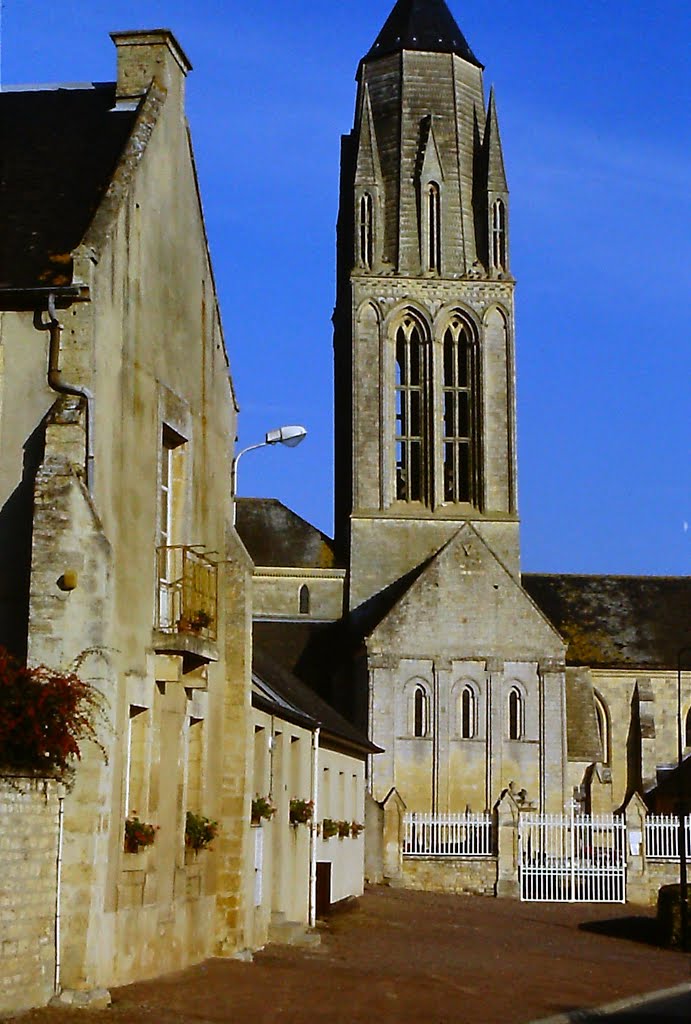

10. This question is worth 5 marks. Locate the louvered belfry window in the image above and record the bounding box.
[442,318,476,504]
[395,317,428,503]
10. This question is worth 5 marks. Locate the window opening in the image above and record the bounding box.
[594,693,610,765]
[492,199,506,271]
[395,318,428,503]
[299,584,310,615]
[460,685,476,739]
[359,192,373,270]
[158,426,186,629]
[413,685,428,738]
[427,182,441,271]
[442,319,476,504]
[508,687,523,740]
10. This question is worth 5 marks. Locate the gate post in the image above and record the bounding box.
[494,789,522,898]
[624,793,648,904]
[381,788,406,886]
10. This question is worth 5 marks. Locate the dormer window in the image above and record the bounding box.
[359,192,374,270]
[492,199,507,271]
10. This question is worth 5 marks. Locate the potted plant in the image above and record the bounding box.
[185,811,218,852]
[322,818,338,840]
[337,819,351,838]
[350,821,365,838]
[251,795,276,825]
[179,609,213,634]
[289,798,314,825]
[124,814,158,854]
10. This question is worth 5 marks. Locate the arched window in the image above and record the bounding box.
[508,687,523,741]
[459,685,477,739]
[359,192,373,270]
[395,317,428,504]
[492,199,506,271]
[413,684,429,738]
[685,707,691,749]
[442,318,477,505]
[594,692,610,765]
[426,182,441,271]
[299,584,310,615]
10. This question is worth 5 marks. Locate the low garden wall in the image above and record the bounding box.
[0,774,60,1015]
[402,856,497,896]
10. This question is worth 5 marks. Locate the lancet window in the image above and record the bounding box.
[395,318,428,503]
[426,182,441,272]
[508,687,523,740]
[492,199,507,271]
[460,685,477,740]
[359,192,374,270]
[442,318,477,504]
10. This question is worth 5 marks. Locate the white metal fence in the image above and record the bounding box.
[403,812,493,858]
[645,814,691,860]
[519,809,627,903]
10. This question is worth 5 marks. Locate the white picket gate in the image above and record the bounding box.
[645,814,691,860]
[403,812,493,857]
[519,806,626,903]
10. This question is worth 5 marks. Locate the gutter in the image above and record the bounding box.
[34,292,95,493]
[308,725,320,929]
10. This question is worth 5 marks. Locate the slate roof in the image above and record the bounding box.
[0,83,137,289]
[253,643,380,755]
[236,498,341,569]
[364,0,482,68]
[523,574,691,671]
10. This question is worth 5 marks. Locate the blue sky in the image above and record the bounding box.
[2,1,689,574]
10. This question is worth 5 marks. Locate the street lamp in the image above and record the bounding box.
[231,425,307,523]
[677,646,690,950]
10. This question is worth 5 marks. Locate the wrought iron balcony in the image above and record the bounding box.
[155,546,218,651]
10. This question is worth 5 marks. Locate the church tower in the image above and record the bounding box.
[334,0,518,611]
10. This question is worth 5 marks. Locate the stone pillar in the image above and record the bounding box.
[485,659,504,811]
[368,652,397,802]
[381,788,406,886]
[539,660,567,813]
[494,788,521,898]
[434,659,453,813]
[624,792,649,904]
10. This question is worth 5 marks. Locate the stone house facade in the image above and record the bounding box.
[0,30,252,1000]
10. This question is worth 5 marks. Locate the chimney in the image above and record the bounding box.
[110,30,192,108]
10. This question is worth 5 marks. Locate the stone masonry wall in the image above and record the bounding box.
[402,856,497,896]
[0,775,60,1014]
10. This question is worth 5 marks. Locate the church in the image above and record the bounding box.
[238,0,690,821]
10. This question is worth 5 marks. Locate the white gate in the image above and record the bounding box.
[519,805,626,903]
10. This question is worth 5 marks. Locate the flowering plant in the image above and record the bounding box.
[251,795,276,824]
[0,646,106,779]
[337,820,351,838]
[289,798,314,825]
[185,811,218,851]
[350,821,365,838]
[124,814,158,854]
[322,818,339,840]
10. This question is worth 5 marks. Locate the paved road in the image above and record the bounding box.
[6,888,691,1024]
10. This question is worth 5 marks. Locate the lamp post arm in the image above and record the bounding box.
[231,441,268,521]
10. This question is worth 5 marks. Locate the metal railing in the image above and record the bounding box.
[156,545,218,641]
[645,814,691,860]
[403,812,494,858]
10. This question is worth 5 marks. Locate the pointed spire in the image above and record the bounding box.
[364,0,483,68]
[484,88,507,192]
[355,84,383,185]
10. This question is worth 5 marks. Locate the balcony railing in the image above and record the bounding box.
[156,546,218,642]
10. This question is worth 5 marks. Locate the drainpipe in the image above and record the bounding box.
[34,293,95,493]
[308,725,321,928]
[54,787,65,996]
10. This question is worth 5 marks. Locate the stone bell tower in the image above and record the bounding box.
[334,0,519,611]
